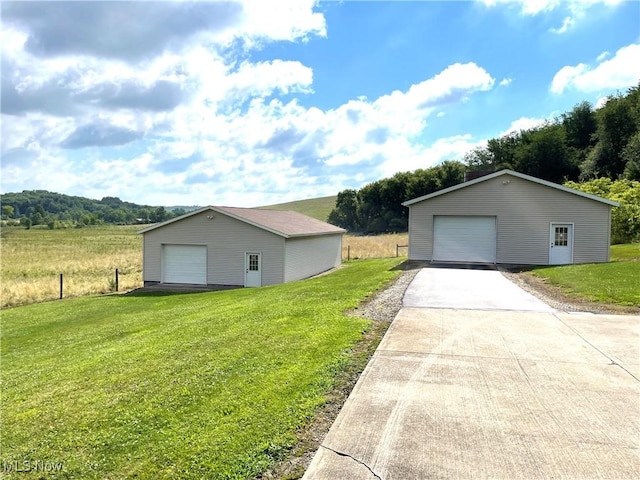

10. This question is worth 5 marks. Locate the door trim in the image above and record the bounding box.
[549,223,574,265]
[244,251,262,287]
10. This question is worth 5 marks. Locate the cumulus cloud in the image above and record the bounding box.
[60,121,142,149]
[551,43,640,94]
[499,116,548,136]
[0,1,496,206]
[225,60,314,101]
[2,1,244,61]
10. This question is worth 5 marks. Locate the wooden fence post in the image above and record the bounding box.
[59,273,63,299]
[115,268,119,292]
[347,245,350,261]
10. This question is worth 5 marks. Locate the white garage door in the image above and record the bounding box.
[162,245,207,284]
[433,216,496,263]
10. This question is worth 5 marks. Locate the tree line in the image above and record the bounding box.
[0,190,190,228]
[329,83,640,240]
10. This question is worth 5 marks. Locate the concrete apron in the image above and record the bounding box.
[403,267,556,312]
[303,307,640,479]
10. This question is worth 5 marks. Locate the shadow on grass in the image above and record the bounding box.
[125,284,242,297]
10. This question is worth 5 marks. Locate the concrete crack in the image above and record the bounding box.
[320,445,382,480]
[554,313,640,383]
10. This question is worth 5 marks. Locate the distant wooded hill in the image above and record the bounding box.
[0,190,192,228]
[0,189,335,229]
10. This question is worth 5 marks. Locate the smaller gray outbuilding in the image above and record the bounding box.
[139,206,345,287]
[402,169,619,265]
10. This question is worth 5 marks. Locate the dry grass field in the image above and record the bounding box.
[1,225,143,308]
[0,226,407,308]
[343,233,408,259]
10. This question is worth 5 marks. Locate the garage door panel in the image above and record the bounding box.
[433,216,496,263]
[163,245,207,284]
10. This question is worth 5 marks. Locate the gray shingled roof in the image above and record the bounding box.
[138,206,345,238]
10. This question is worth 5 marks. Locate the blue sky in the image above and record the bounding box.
[1,1,639,207]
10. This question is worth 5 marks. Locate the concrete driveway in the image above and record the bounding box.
[303,267,640,479]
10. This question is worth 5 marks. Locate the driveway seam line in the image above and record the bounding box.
[375,349,611,365]
[320,445,382,480]
[552,313,640,383]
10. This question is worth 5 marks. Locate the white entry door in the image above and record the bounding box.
[549,224,573,265]
[244,252,262,287]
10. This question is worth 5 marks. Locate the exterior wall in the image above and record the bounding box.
[407,174,612,265]
[283,234,343,282]
[143,210,285,286]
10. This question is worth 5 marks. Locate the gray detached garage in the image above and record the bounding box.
[139,206,345,287]
[403,170,619,265]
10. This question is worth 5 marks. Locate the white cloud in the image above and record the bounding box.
[550,16,575,34]
[238,0,326,44]
[481,0,623,16]
[551,43,640,94]
[499,116,548,136]
[481,0,624,33]
[481,0,560,16]
[1,1,500,207]
[499,78,513,86]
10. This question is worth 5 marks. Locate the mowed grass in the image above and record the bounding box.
[1,225,143,308]
[1,258,401,479]
[530,243,640,307]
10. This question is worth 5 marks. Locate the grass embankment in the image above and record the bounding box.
[1,258,401,479]
[530,243,640,307]
[1,225,142,308]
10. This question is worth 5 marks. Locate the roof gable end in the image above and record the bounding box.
[402,170,619,207]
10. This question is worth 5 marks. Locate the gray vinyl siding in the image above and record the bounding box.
[284,234,343,282]
[407,174,612,265]
[143,210,285,285]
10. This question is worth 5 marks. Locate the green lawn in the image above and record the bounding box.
[530,244,640,307]
[610,242,640,262]
[1,258,400,479]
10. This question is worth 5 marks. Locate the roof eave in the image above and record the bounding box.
[287,229,346,238]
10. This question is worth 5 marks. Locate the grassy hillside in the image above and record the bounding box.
[1,258,400,479]
[258,195,337,222]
